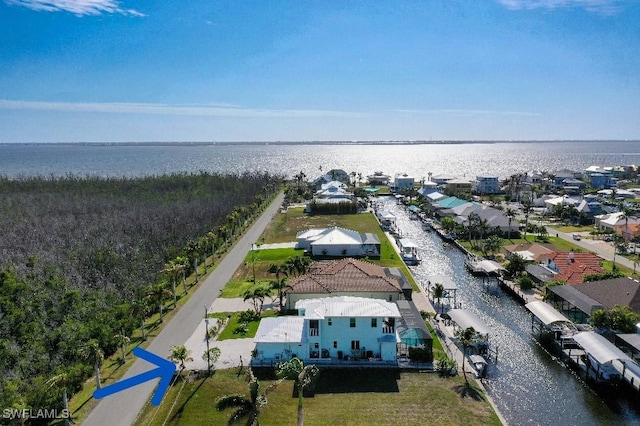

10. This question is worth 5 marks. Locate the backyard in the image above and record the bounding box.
[134,368,500,426]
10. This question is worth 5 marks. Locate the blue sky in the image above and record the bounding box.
[1,0,639,142]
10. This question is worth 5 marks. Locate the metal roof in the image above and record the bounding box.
[398,238,419,249]
[573,332,634,365]
[548,285,604,315]
[447,309,491,335]
[254,317,306,343]
[525,300,572,326]
[295,296,401,319]
[425,274,458,291]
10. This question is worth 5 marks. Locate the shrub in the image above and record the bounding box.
[408,347,433,363]
[518,275,534,290]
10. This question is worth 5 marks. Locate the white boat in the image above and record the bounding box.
[470,354,488,378]
[398,238,421,265]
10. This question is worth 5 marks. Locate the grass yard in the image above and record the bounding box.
[135,368,500,426]
[209,310,278,340]
[548,225,594,233]
[253,207,419,291]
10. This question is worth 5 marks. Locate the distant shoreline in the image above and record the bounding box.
[2,139,638,147]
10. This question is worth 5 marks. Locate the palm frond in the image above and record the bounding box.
[216,394,251,411]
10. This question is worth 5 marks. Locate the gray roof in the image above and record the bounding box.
[549,285,605,315]
[573,277,640,313]
[447,309,491,335]
[617,334,640,352]
[526,264,555,283]
[396,299,432,344]
[525,301,573,326]
[573,332,633,365]
[360,232,381,245]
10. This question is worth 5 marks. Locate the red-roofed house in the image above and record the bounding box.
[285,258,406,310]
[542,252,605,285]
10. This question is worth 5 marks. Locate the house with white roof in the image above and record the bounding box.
[253,296,401,363]
[296,227,380,257]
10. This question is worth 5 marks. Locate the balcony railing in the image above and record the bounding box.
[309,328,319,336]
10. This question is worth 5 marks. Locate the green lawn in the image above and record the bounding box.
[135,368,500,426]
[210,310,278,340]
[548,225,594,233]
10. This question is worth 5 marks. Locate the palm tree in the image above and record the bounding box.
[202,347,221,374]
[169,344,194,371]
[504,207,516,240]
[521,196,533,241]
[46,370,77,426]
[484,235,503,258]
[113,329,130,364]
[243,287,268,315]
[432,282,445,318]
[216,369,279,426]
[276,358,320,426]
[146,283,172,323]
[477,218,490,251]
[162,256,188,307]
[79,339,104,390]
[269,263,291,312]
[455,326,476,385]
[131,298,149,341]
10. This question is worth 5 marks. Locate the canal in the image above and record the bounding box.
[380,197,640,426]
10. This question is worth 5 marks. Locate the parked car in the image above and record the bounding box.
[603,235,613,242]
[573,234,581,241]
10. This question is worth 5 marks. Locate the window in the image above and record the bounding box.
[333,341,337,348]
[314,343,319,349]
[371,318,377,328]
[351,340,360,350]
[350,318,356,328]
[328,318,332,326]
[309,320,319,336]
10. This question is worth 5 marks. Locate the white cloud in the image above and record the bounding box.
[0,99,367,118]
[4,0,145,16]
[496,0,624,15]
[394,108,539,117]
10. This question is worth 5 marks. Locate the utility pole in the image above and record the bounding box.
[204,305,211,373]
[251,243,256,284]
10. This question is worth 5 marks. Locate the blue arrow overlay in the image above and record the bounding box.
[93,347,176,406]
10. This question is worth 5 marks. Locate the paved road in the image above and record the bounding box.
[545,226,637,271]
[83,192,284,426]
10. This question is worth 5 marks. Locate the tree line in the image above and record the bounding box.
[0,171,282,418]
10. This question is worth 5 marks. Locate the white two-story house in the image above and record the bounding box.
[254,296,401,364]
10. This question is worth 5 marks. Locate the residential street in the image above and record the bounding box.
[83,192,284,426]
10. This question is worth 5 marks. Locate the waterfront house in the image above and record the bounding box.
[254,296,402,363]
[392,173,416,192]
[450,203,519,235]
[312,169,351,187]
[545,285,605,324]
[474,176,500,195]
[366,171,391,186]
[285,257,406,310]
[445,178,474,197]
[541,252,605,285]
[296,227,380,258]
[430,174,456,186]
[573,277,640,314]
